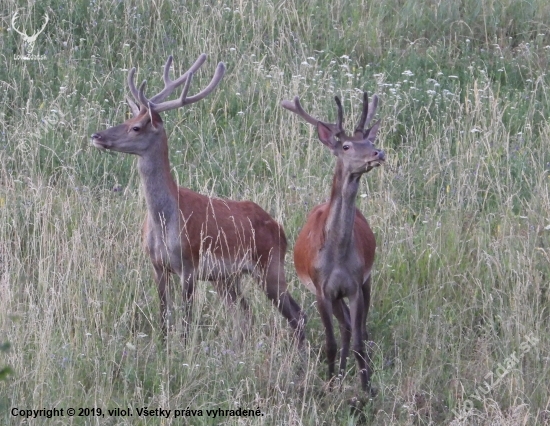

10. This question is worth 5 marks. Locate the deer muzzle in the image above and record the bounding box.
[91,133,110,150]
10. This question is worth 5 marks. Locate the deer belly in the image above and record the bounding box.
[197,251,256,281]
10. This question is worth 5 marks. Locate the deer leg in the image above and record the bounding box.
[262,260,306,345]
[213,277,253,340]
[213,277,250,314]
[317,292,337,385]
[332,299,352,377]
[361,276,372,343]
[349,290,371,392]
[180,271,195,339]
[153,264,171,336]
[361,276,375,394]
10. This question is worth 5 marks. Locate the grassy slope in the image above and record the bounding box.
[1,0,549,424]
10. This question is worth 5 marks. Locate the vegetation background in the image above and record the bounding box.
[1,0,549,424]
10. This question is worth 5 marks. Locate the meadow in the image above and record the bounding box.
[1,0,550,424]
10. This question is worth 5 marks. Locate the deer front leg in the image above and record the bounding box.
[153,264,171,336]
[332,299,352,378]
[180,271,195,339]
[316,292,337,386]
[349,290,371,392]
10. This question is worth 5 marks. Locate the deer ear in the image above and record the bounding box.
[147,104,163,130]
[317,122,336,150]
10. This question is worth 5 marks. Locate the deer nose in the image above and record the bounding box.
[375,150,386,161]
[91,133,102,140]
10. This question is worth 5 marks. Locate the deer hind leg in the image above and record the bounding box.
[153,264,171,336]
[179,271,196,339]
[361,276,375,394]
[349,289,371,392]
[261,259,306,345]
[332,299,352,378]
[361,276,372,343]
[213,276,250,314]
[212,277,252,339]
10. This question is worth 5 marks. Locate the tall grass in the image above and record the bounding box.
[1,0,549,424]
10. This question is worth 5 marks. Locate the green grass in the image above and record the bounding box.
[1,0,550,424]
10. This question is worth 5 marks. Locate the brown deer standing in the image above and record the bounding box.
[281,92,384,392]
[91,54,305,344]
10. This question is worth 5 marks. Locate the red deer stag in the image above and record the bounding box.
[281,92,384,392]
[91,54,305,344]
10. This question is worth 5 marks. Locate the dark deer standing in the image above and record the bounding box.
[91,54,305,343]
[281,92,384,392]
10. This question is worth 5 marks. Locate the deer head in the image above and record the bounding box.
[11,12,49,55]
[281,92,384,174]
[91,54,225,156]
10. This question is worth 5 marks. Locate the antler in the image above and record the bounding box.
[127,54,226,113]
[334,96,345,134]
[353,92,379,138]
[282,91,380,141]
[280,96,343,134]
[280,97,320,126]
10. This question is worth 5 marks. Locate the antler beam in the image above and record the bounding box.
[127,54,226,113]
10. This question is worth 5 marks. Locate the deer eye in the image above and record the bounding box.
[342,144,351,151]
[131,126,140,132]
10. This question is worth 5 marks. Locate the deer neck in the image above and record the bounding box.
[324,159,361,257]
[136,132,179,224]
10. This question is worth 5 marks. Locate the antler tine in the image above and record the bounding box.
[137,80,149,108]
[162,55,174,86]
[127,67,141,105]
[354,92,369,137]
[178,62,225,105]
[334,96,345,134]
[354,92,379,137]
[127,54,222,112]
[149,63,225,112]
[365,94,378,129]
[149,62,226,113]
[159,72,193,112]
[179,73,193,105]
[280,97,320,127]
[149,54,207,104]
